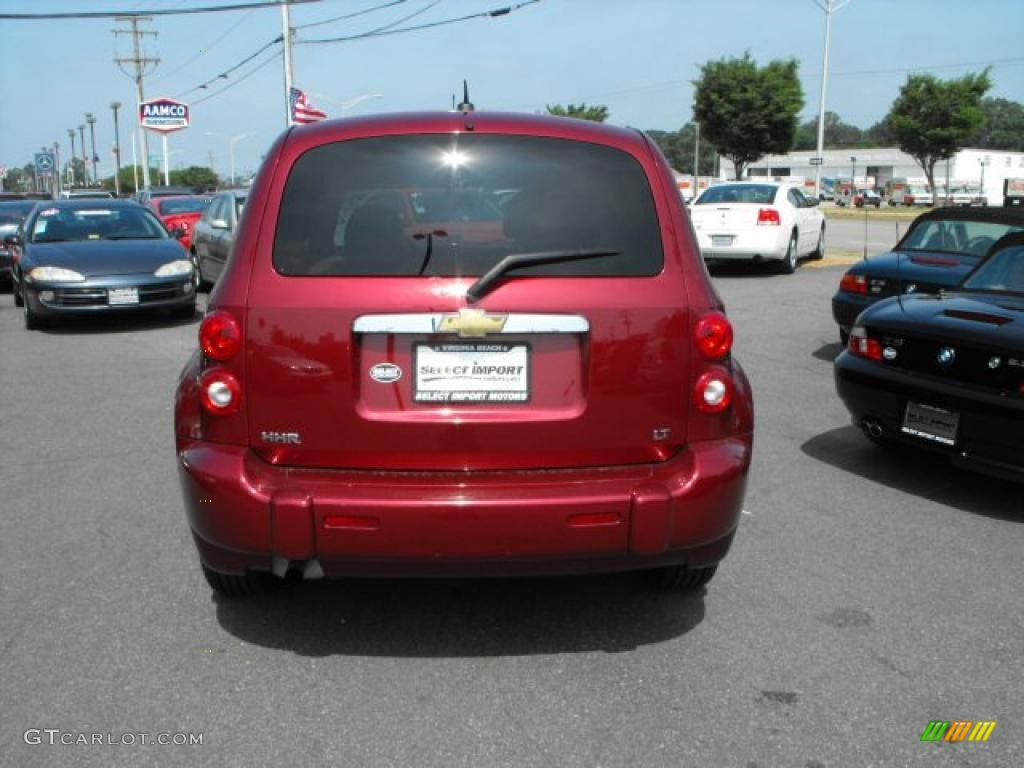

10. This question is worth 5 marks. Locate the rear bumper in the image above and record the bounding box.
[178,438,752,578]
[834,352,1024,482]
[831,290,878,333]
[694,228,788,261]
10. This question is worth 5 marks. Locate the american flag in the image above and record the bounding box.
[290,87,327,125]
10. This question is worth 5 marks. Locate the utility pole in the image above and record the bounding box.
[67,129,77,186]
[111,102,123,196]
[281,0,295,127]
[86,113,99,186]
[811,0,851,199]
[114,16,160,189]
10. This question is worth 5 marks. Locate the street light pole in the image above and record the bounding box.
[111,102,123,196]
[78,124,88,185]
[67,129,77,186]
[979,157,988,206]
[86,113,99,187]
[53,142,61,198]
[811,0,851,199]
[850,156,856,191]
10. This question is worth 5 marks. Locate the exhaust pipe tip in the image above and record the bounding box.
[860,419,883,439]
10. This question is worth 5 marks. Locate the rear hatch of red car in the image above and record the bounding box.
[243,131,691,472]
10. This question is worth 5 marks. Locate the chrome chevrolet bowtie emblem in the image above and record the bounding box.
[937,346,956,367]
[436,308,508,337]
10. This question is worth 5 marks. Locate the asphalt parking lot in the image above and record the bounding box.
[1,263,1021,768]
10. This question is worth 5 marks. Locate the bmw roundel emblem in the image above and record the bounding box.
[937,346,956,367]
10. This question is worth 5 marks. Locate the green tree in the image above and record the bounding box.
[645,124,717,175]
[793,111,867,150]
[169,165,219,189]
[693,52,804,179]
[865,115,896,147]
[887,70,991,197]
[972,97,1024,150]
[545,103,609,122]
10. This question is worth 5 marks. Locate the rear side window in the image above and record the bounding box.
[273,134,663,277]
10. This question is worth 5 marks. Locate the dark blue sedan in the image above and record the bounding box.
[832,207,1024,344]
[5,199,196,329]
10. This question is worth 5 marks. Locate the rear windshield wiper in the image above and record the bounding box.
[466,249,620,303]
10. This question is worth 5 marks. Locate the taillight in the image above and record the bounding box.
[694,368,734,414]
[199,368,241,415]
[199,311,241,361]
[840,272,868,294]
[695,311,733,360]
[848,327,882,361]
[756,208,781,226]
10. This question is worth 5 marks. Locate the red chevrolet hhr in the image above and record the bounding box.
[174,110,754,596]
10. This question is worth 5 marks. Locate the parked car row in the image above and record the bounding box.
[831,206,1024,481]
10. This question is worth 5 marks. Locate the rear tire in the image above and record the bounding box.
[645,564,718,592]
[201,564,273,597]
[778,232,798,274]
[810,224,825,260]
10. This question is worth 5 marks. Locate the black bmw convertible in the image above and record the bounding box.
[5,199,196,329]
[835,232,1024,482]
[832,207,1024,345]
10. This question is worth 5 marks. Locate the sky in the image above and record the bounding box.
[1,0,1021,181]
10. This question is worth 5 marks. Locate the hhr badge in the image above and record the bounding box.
[261,431,302,445]
[436,308,508,338]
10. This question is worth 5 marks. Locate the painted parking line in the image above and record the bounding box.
[804,251,864,269]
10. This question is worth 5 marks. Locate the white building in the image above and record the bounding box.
[721,147,1024,203]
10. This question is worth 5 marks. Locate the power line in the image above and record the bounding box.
[177,35,284,96]
[192,50,283,104]
[0,0,323,20]
[151,8,256,83]
[296,0,409,31]
[298,0,541,45]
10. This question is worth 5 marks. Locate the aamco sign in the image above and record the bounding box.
[139,97,189,133]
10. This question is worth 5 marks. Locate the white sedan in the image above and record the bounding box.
[689,182,826,273]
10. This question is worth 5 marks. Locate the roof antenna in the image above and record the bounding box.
[457,80,474,112]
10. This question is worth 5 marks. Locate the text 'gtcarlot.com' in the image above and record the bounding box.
[23,729,204,746]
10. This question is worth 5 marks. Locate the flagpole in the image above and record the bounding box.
[281,1,295,127]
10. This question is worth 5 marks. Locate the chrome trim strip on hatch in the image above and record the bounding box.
[353,312,590,335]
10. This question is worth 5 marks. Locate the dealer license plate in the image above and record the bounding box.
[414,343,530,403]
[108,287,139,306]
[711,235,734,247]
[901,401,959,446]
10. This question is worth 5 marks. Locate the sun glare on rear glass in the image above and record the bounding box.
[441,150,467,169]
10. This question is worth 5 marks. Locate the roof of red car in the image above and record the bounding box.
[283,111,651,153]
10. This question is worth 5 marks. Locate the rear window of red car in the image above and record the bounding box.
[158,197,212,215]
[273,134,663,277]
